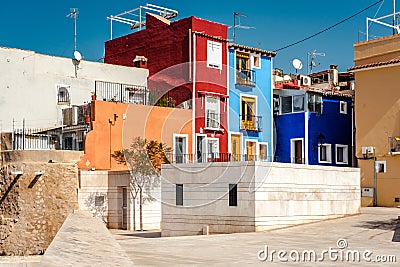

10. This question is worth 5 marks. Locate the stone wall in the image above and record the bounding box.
[0,151,80,256]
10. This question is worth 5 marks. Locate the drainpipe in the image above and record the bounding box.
[373,156,377,206]
[192,31,196,157]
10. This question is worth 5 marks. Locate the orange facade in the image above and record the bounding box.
[78,100,192,170]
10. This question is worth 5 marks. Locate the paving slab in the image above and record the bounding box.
[113,207,400,266]
[39,211,133,267]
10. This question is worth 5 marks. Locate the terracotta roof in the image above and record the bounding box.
[229,43,277,57]
[348,57,400,71]
[302,86,353,98]
[192,31,229,42]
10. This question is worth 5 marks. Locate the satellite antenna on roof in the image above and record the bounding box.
[232,12,255,43]
[366,0,400,40]
[67,8,79,52]
[292,59,303,74]
[74,51,82,61]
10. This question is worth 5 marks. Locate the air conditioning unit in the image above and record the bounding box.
[367,146,375,154]
[299,75,311,86]
[361,187,374,197]
[362,146,375,156]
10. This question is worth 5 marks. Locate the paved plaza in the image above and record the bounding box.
[113,207,400,266]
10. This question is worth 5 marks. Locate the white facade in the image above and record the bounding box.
[0,47,149,131]
[161,162,360,237]
[79,170,160,230]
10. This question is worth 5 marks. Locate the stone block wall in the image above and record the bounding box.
[0,151,79,256]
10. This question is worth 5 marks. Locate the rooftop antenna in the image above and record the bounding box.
[67,8,79,52]
[366,0,400,40]
[308,50,325,74]
[232,12,255,43]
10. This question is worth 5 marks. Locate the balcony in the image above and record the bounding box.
[240,115,262,132]
[94,81,148,105]
[236,69,256,87]
[205,110,223,131]
[390,136,400,154]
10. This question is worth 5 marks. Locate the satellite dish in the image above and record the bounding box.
[292,59,303,70]
[73,51,82,61]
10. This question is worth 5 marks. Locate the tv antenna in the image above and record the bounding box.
[366,0,400,40]
[67,8,79,52]
[292,58,303,74]
[232,12,255,43]
[308,49,325,74]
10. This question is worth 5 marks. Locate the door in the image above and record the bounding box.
[241,96,256,130]
[196,135,206,163]
[294,140,303,164]
[174,135,187,163]
[122,187,128,230]
[246,141,256,161]
[231,134,241,161]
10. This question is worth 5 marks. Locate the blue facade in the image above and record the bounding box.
[274,89,353,167]
[228,47,274,160]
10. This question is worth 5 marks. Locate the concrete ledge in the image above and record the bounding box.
[39,211,133,266]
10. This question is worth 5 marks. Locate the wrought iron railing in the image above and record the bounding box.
[165,153,277,164]
[236,69,256,86]
[94,81,148,104]
[240,115,262,132]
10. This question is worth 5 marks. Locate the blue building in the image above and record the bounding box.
[274,88,353,167]
[228,44,276,161]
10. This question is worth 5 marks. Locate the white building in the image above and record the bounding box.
[161,161,360,237]
[0,47,148,131]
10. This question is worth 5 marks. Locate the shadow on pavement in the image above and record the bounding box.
[355,216,400,242]
[115,231,161,238]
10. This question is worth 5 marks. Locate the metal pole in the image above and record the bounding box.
[373,156,377,206]
[393,0,397,35]
[366,17,369,41]
[139,6,142,31]
[110,19,113,40]
[74,12,77,51]
[233,12,236,43]
[22,118,25,150]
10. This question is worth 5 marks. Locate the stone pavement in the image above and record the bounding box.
[113,207,400,266]
[39,211,133,267]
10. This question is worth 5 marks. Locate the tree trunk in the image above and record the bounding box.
[139,187,143,231]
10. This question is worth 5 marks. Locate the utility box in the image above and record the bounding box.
[361,187,374,197]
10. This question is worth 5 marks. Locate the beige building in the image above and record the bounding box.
[349,34,400,207]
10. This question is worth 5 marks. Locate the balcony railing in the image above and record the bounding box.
[205,110,222,130]
[390,136,400,153]
[94,81,148,105]
[236,69,256,87]
[165,153,276,164]
[240,115,262,132]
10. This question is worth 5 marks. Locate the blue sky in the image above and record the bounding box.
[0,0,396,72]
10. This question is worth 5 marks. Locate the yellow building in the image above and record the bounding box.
[349,34,400,207]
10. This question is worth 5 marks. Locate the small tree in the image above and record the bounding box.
[112,137,171,231]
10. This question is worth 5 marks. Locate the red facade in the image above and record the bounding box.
[105,14,229,156]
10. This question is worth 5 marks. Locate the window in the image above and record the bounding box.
[229,184,237,206]
[375,161,386,173]
[253,55,261,68]
[335,144,348,164]
[318,144,332,163]
[308,94,323,113]
[246,140,257,161]
[241,96,261,131]
[340,101,347,114]
[205,96,220,129]
[176,184,183,206]
[259,143,268,161]
[207,138,219,160]
[281,95,305,114]
[207,40,222,69]
[57,84,71,104]
[95,196,105,207]
[236,52,255,86]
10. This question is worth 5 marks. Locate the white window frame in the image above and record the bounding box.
[205,96,221,130]
[173,133,189,163]
[56,84,71,104]
[375,160,387,173]
[318,143,332,163]
[335,144,348,164]
[207,40,222,70]
[251,54,261,69]
[340,101,347,114]
[290,138,304,164]
[207,138,220,159]
[240,93,258,120]
[258,142,268,161]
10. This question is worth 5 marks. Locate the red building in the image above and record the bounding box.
[105,13,229,162]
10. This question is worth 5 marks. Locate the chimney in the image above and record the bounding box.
[330,64,338,70]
